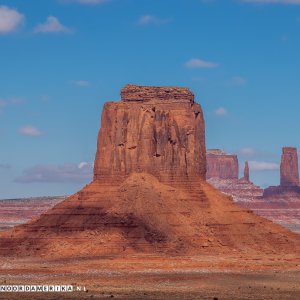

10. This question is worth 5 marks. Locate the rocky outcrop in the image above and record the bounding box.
[280,147,299,187]
[0,85,299,259]
[206,149,238,180]
[94,84,206,182]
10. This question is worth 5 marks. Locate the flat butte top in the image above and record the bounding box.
[121,84,195,103]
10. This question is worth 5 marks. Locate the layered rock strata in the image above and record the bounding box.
[0,197,65,231]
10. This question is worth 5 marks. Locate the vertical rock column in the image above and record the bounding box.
[244,161,250,182]
[280,147,299,187]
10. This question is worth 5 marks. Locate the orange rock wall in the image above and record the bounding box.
[94,85,206,182]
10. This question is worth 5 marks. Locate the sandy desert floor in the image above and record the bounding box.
[0,254,299,299]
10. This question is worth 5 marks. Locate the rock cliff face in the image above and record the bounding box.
[280,147,299,187]
[94,84,206,182]
[206,149,238,180]
[0,85,299,259]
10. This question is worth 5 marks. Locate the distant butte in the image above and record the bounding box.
[206,149,263,202]
[206,149,239,180]
[0,85,299,259]
[281,147,299,187]
[263,147,300,198]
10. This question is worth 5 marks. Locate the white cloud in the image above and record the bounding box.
[185,58,218,69]
[241,0,300,4]
[19,125,44,137]
[0,6,24,34]
[16,162,93,183]
[0,97,24,113]
[78,161,88,169]
[61,0,108,4]
[34,16,71,34]
[226,76,247,86]
[214,107,228,116]
[72,80,91,87]
[9,97,24,104]
[248,161,279,171]
[138,15,171,26]
[240,147,257,156]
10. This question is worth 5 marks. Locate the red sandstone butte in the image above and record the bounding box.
[206,149,238,180]
[94,84,206,182]
[280,147,299,187]
[0,85,299,259]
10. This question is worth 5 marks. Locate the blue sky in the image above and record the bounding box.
[0,0,300,198]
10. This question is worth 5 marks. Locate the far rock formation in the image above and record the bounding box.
[280,147,299,187]
[206,149,238,180]
[207,148,300,233]
[0,85,299,258]
[240,147,300,233]
[263,147,300,198]
[207,150,263,201]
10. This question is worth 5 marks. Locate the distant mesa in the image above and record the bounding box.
[206,149,239,180]
[0,85,299,258]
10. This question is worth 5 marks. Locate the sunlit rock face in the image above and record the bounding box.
[94,84,206,182]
